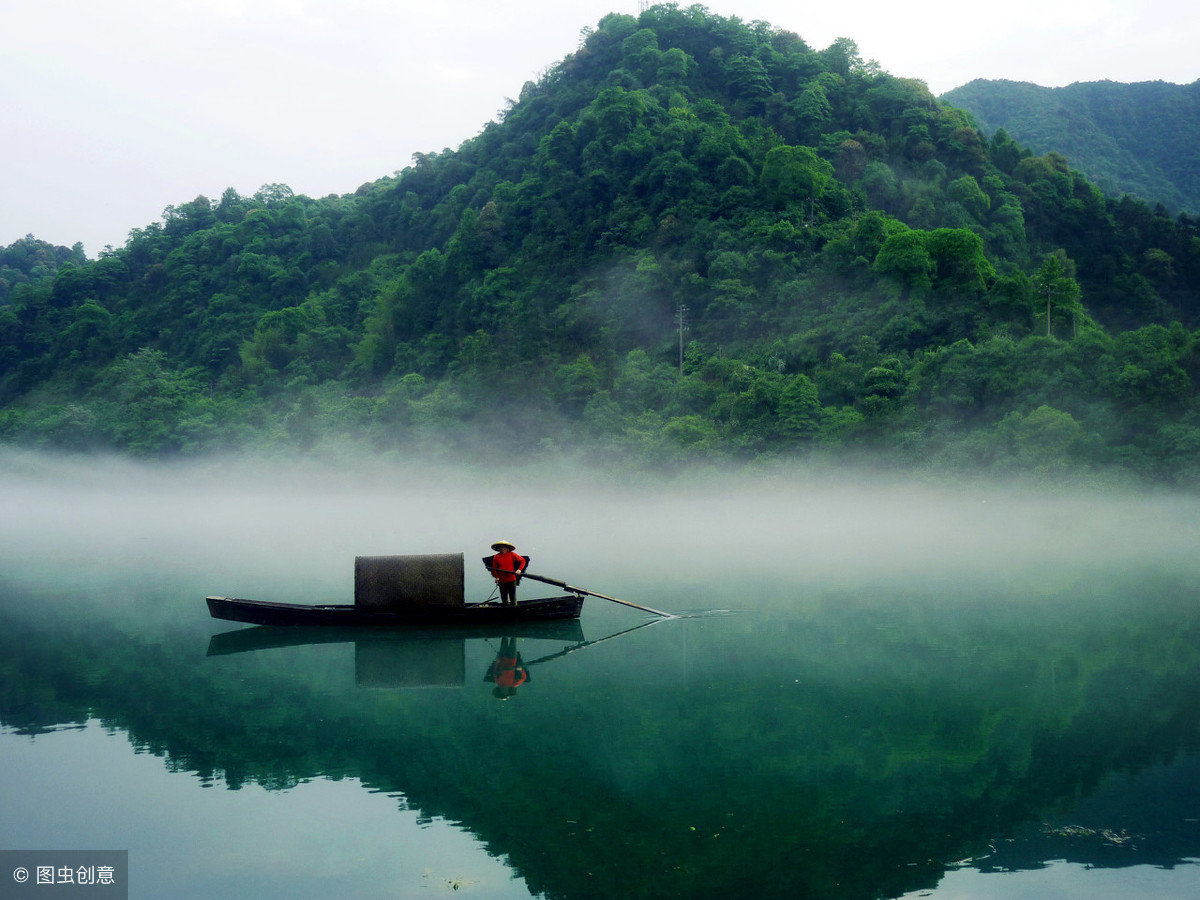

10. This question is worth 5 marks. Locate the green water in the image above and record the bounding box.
[3,456,1200,899]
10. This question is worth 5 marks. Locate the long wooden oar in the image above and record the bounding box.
[519,572,674,618]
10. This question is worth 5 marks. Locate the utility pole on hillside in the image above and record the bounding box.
[676,304,689,377]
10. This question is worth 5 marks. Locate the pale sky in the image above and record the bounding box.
[3,0,1197,257]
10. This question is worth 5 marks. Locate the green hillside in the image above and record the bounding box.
[941,78,1200,215]
[3,5,1200,484]
[0,236,87,305]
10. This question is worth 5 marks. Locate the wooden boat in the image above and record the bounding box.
[207,553,585,628]
[206,593,585,627]
[206,550,669,630]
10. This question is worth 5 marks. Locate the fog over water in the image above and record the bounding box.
[3,449,1196,605]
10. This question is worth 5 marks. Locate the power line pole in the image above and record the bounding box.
[676,304,689,377]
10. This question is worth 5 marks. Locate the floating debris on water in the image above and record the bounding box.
[1043,823,1137,845]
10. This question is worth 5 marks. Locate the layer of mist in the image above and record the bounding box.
[4,450,1196,607]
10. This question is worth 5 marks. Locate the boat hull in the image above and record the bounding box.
[206,594,585,627]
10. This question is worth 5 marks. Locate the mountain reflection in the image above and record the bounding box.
[4,570,1200,900]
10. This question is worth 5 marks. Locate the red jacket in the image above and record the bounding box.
[490,550,527,583]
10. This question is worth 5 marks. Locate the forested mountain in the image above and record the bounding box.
[3,5,1200,485]
[941,78,1200,215]
[0,236,87,306]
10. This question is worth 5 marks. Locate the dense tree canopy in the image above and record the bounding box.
[3,5,1200,485]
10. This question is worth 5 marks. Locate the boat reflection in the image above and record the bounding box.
[206,618,587,656]
[206,619,660,693]
[207,619,585,690]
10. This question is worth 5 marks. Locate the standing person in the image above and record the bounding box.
[487,540,527,606]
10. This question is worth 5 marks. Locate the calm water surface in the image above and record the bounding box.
[3,456,1200,899]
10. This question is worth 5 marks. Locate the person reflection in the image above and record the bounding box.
[486,636,528,700]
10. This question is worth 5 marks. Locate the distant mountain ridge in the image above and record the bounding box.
[941,78,1200,214]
